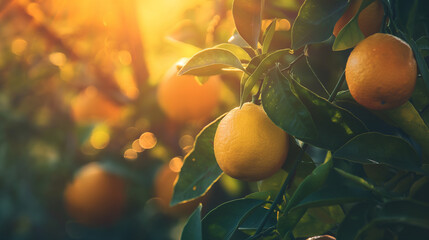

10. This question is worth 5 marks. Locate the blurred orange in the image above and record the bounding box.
[154,163,203,217]
[157,60,221,123]
[64,163,126,227]
[71,86,123,125]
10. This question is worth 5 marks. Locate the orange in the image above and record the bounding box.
[345,33,417,110]
[333,0,384,37]
[64,163,126,227]
[157,60,221,123]
[214,102,289,181]
[71,86,122,125]
[154,164,202,217]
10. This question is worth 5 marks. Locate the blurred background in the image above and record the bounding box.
[0,0,303,239]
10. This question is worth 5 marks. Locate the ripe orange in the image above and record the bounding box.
[64,163,126,227]
[154,163,202,217]
[333,0,384,37]
[71,86,122,125]
[214,102,289,181]
[345,33,417,110]
[157,60,221,123]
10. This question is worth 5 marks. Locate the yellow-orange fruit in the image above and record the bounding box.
[154,164,202,217]
[345,33,417,110]
[157,61,221,122]
[64,163,126,226]
[214,102,289,181]
[71,87,122,125]
[333,0,384,37]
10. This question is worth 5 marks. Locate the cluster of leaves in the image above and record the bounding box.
[173,0,429,239]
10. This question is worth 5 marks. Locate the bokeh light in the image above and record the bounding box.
[124,149,138,160]
[139,132,157,149]
[169,157,183,173]
[11,38,28,55]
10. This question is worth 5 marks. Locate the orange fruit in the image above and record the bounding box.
[154,163,202,217]
[157,60,221,123]
[214,102,289,181]
[333,0,384,37]
[64,163,126,227]
[71,86,122,125]
[345,33,417,110]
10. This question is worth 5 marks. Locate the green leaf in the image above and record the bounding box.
[178,48,245,76]
[277,156,333,237]
[406,36,429,94]
[181,204,203,240]
[293,205,344,238]
[213,43,252,62]
[171,115,225,205]
[416,36,429,57]
[375,101,429,162]
[262,20,277,54]
[202,198,266,240]
[332,0,376,51]
[261,67,318,140]
[336,202,373,240]
[289,73,368,150]
[291,0,349,50]
[410,77,429,111]
[241,49,292,106]
[334,132,423,172]
[290,169,373,211]
[232,0,263,49]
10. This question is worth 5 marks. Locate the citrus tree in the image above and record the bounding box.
[172,0,429,239]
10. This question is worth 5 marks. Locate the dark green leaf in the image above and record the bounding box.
[262,20,277,54]
[334,132,423,172]
[232,0,263,49]
[410,76,429,111]
[293,205,344,238]
[171,115,225,205]
[332,0,376,51]
[181,204,203,240]
[336,202,373,240]
[202,198,266,240]
[375,101,429,162]
[416,36,429,57]
[241,49,292,105]
[291,0,348,50]
[407,36,429,94]
[290,74,368,150]
[262,67,317,140]
[178,48,245,76]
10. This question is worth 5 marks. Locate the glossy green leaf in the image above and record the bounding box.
[202,198,266,240]
[232,0,263,49]
[375,101,429,162]
[171,115,225,205]
[237,205,277,233]
[178,48,245,76]
[293,205,344,238]
[241,49,292,105]
[261,67,317,140]
[334,132,423,172]
[213,43,252,62]
[290,74,368,150]
[332,0,375,51]
[290,169,373,211]
[262,20,277,54]
[291,0,348,50]
[181,204,203,240]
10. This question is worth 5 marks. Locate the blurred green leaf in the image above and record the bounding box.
[293,205,344,238]
[416,36,429,57]
[336,202,373,240]
[262,20,277,54]
[410,77,429,111]
[171,115,225,205]
[375,101,429,162]
[237,205,277,233]
[277,156,333,237]
[232,0,263,49]
[290,72,368,150]
[334,132,423,172]
[291,0,348,50]
[213,43,252,62]
[178,48,245,76]
[202,198,265,240]
[241,49,292,105]
[332,0,375,51]
[181,204,203,240]
[409,176,429,202]
[406,36,429,93]
[262,67,318,140]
